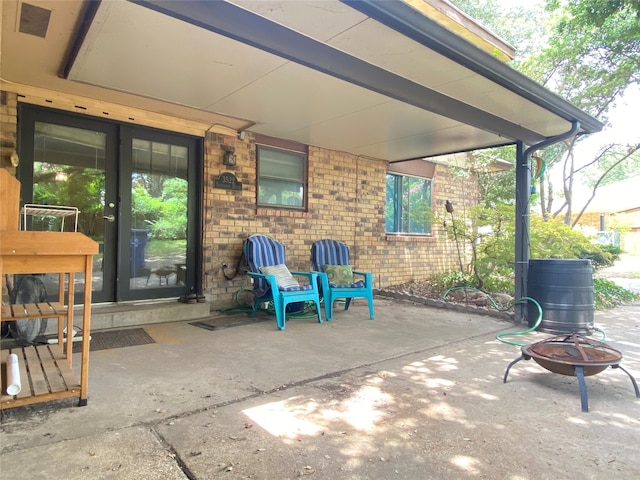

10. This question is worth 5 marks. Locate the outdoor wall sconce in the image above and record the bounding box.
[222,145,236,166]
[223,151,236,166]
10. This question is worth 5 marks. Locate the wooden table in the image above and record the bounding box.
[1,231,98,409]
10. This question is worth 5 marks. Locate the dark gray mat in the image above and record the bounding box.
[73,327,155,352]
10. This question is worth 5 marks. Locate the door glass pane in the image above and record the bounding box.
[130,139,188,290]
[30,122,106,300]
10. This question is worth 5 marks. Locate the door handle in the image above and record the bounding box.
[103,215,115,222]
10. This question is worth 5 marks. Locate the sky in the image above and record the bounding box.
[587,85,640,146]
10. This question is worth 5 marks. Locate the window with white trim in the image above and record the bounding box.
[386,173,432,234]
[257,145,306,208]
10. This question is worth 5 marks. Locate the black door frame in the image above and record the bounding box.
[17,104,203,303]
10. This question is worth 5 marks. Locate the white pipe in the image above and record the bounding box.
[6,353,21,396]
[46,335,90,345]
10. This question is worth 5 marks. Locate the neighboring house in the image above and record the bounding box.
[572,177,640,255]
[0,1,601,321]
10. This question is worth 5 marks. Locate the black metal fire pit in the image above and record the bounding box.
[503,333,640,412]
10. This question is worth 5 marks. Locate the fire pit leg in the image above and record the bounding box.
[611,365,640,398]
[503,355,525,383]
[575,366,589,413]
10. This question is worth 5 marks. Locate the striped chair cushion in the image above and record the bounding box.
[311,239,350,271]
[331,280,365,289]
[246,235,287,293]
[247,235,286,271]
[247,235,313,293]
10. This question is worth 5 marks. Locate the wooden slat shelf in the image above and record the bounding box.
[1,302,67,321]
[1,345,81,408]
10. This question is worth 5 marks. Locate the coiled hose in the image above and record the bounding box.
[442,286,606,346]
[442,286,542,346]
[494,296,542,347]
[221,287,323,318]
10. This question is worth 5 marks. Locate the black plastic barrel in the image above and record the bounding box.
[527,259,594,335]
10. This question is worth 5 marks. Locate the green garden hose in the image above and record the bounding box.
[494,296,542,347]
[442,286,543,346]
[443,286,606,346]
[221,287,324,319]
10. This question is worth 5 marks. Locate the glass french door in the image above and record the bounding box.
[18,106,201,304]
[119,126,200,301]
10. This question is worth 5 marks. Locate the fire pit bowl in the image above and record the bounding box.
[503,334,639,412]
[522,334,622,377]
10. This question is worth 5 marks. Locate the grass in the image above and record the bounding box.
[146,239,186,257]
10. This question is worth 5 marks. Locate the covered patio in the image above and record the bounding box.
[1,0,604,318]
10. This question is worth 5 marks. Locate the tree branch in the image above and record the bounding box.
[572,144,640,227]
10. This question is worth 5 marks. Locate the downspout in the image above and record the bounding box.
[514,120,580,323]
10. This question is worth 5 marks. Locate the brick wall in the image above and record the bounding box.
[2,91,481,306]
[203,132,479,304]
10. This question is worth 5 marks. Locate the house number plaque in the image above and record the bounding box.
[214,172,242,191]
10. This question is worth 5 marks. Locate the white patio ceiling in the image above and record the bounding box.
[1,0,603,162]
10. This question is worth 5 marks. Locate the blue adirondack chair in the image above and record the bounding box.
[311,239,374,322]
[245,234,323,330]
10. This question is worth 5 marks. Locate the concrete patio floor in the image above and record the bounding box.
[1,297,639,479]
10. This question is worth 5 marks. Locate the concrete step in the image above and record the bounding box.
[35,300,211,336]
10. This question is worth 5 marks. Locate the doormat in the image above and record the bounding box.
[189,316,271,331]
[73,328,155,352]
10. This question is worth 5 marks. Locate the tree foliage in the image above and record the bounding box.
[450,0,640,223]
[132,176,187,240]
[534,0,640,118]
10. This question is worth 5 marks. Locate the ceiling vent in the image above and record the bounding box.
[19,3,51,38]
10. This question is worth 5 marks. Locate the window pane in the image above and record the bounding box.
[403,176,431,234]
[385,174,397,232]
[258,146,305,207]
[386,173,431,234]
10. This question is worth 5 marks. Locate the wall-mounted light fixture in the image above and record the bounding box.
[238,130,246,141]
[223,151,236,166]
[222,145,236,166]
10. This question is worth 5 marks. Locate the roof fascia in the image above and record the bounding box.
[343,0,604,135]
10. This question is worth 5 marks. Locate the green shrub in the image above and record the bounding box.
[593,278,639,309]
[429,270,475,290]
[600,244,622,263]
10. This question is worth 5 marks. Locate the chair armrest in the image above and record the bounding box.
[311,271,330,292]
[353,270,374,287]
[247,271,279,289]
[289,271,319,286]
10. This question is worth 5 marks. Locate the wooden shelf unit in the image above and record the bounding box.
[1,232,98,409]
